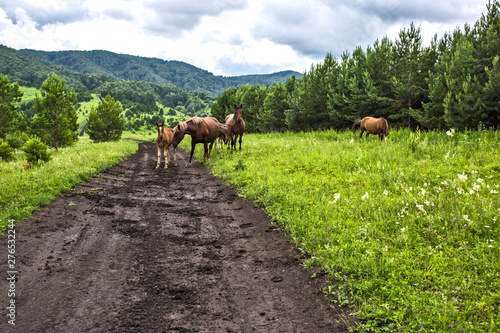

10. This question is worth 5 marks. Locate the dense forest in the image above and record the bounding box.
[17,48,300,96]
[211,1,500,132]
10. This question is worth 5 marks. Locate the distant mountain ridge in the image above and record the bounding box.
[18,48,302,95]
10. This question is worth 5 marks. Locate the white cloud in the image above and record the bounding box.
[0,0,492,76]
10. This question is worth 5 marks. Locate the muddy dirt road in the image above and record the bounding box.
[1,141,348,332]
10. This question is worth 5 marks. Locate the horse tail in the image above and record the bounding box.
[352,119,361,134]
[382,117,388,135]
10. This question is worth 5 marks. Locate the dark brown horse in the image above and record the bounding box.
[225,105,245,150]
[155,122,177,169]
[352,117,389,140]
[172,117,220,166]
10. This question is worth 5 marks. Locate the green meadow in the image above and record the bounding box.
[182,129,499,332]
[1,127,498,332]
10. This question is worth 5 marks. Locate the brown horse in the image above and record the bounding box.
[172,117,220,166]
[225,105,245,150]
[352,117,389,140]
[217,123,231,149]
[155,122,177,169]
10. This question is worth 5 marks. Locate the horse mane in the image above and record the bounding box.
[177,117,204,131]
[190,116,204,124]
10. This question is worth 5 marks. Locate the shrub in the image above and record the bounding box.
[0,139,14,161]
[6,131,29,149]
[22,136,51,165]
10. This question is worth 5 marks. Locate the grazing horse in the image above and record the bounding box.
[172,117,220,166]
[352,117,389,141]
[155,122,177,169]
[217,123,231,149]
[225,105,245,150]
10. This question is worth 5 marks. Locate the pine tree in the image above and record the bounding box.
[0,74,23,139]
[87,95,125,142]
[32,73,78,150]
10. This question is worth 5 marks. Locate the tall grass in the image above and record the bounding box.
[0,137,137,232]
[183,128,499,332]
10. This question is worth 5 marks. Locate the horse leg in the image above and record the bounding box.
[203,142,209,161]
[164,145,169,169]
[359,130,364,139]
[208,142,214,161]
[238,134,243,151]
[232,134,238,150]
[365,132,370,139]
[155,145,161,169]
[188,141,196,166]
[172,146,177,166]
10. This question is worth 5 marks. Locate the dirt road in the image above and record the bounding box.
[1,141,348,332]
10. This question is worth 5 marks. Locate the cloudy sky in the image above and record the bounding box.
[0,0,491,76]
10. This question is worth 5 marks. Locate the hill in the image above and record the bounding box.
[18,48,302,95]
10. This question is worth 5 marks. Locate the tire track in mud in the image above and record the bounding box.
[1,142,348,333]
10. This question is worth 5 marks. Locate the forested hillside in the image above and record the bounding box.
[18,49,300,95]
[212,1,500,132]
[0,44,301,131]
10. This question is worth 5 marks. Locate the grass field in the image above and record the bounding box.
[180,128,499,332]
[1,127,498,332]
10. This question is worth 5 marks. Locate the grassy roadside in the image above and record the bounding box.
[0,137,138,233]
[185,129,499,332]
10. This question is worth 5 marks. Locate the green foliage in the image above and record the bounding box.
[5,131,29,149]
[32,73,79,150]
[0,45,299,96]
[22,136,51,165]
[87,94,125,142]
[0,139,14,162]
[0,74,24,138]
[188,129,500,332]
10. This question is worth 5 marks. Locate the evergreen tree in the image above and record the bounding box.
[391,23,429,128]
[0,74,23,139]
[87,94,125,142]
[260,81,289,132]
[32,73,78,150]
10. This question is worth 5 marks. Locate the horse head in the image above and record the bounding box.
[156,122,164,141]
[172,122,187,148]
[234,105,243,124]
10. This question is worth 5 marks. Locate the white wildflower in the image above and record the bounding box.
[473,184,480,191]
[446,128,455,137]
[457,173,468,182]
[361,192,369,200]
[383,189,388,196]
[333,193,340,202]
[491,190,498,194]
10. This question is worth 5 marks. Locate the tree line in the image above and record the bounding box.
[211,1,500,132]
[0,73,126,164]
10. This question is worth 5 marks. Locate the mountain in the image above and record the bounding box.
[17,48,302,95]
